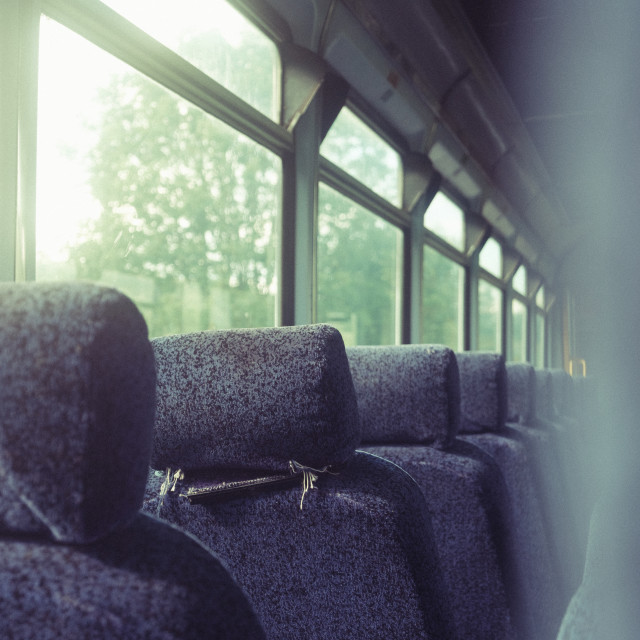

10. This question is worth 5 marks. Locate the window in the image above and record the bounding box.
[478,279,503,352]
[423,192,465,251]
[512,265,527,296]
[100,0,279,119]
[321,108,401,206]
[317,184,400,346]
[479,236,502,278]
[423,245,464,349]
[511,298,528,362]
[36,17,281,337]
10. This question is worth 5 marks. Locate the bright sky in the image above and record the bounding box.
[36,1,254,264]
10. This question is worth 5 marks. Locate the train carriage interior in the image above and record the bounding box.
[2,0,640,637]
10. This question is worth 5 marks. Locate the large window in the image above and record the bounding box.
[478,279,503,352]
[423,244,464,349]
[36,16,281,337]
[317,184,400,346]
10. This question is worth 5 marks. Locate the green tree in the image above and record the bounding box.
[70,31,280,336]
[317,185,399,345]
[422,244,464,349]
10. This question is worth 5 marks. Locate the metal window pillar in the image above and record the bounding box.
[279,47,348,325]
[402,154,439,344]
[1,0,39,282]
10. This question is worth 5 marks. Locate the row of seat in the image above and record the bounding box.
[0,283,595,638]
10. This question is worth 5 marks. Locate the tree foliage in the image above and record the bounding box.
[70,31,279,336]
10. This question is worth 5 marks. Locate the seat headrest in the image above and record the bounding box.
[0,282,155,544]
[346,345,459,447]
[506,363,536,424]
[151,324,360,473]
[456,352,507,433]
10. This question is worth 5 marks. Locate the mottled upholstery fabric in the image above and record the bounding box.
[146,326,457,640]
[506,363,582,601]
[152,324,361,473]
[348,346,525,640]
[458,353,565,640]
[0,282,154,543]
[0,282,266,639]
[0,513,266,639]
[456,351,507,434]
[506,363,536,425]
[346,345,459,447]
[534,369,554,424]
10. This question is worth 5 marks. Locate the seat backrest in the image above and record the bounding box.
[347,345,525,640]
[146,325,456,640]
[507,363,584,598]
[456,351,566,639]
[534,368,554,423]
[456,351,507,434]
[0,282,265,639]
[506,362,537,426]
[346,344,459,447]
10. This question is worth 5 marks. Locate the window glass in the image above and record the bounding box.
[512,265,527,296]
[36,17,280,336]
[536,285,545,309]
[423,245,464,349]
[423,192,465,251]
[317,184,399,346]
[100,0,278,119]
[535,312,545,367]
[511,298,528,362]
[478,279,503,351]
[320,108,401,206]
[479,236,502,278]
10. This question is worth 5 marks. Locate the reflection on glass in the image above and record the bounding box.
[535,312,545,367]
[423,245,464,349]
[512,265,527,296]
[100,0,278,119]
[36,18,280,337]
[317,184,399,346]
[479,236,502,278]
[478,279,503,351]
[511,298,528,362]
[423,192,465,251]
[321,108,401,205]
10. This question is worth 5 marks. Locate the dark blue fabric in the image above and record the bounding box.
[0,282,265,639]
[146,326,457,640]
[347,345,526,639]
[147,452,456,640]
[457,353,565,639]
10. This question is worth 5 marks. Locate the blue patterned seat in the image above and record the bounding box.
[506,363,582,599]
[457,352,565,640]
[0,282,265,640]
[347,344,525,640]
[145,325,456,640]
